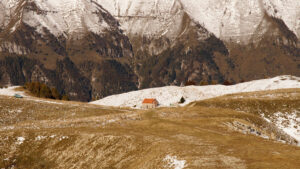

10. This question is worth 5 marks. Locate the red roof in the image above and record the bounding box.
[142,99,157,104]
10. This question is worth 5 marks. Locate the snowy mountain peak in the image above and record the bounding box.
[1,0,299,42]
[1,0,120,38]
[181,0,300,41]
[96,0,300,43]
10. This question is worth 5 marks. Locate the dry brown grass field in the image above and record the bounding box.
[0,89,299,169]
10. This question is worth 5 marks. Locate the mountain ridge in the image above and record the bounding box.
[96,0,300,43]
[0,0,299,101]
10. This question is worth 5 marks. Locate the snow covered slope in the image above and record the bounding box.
[181,0,300,42]
[0,86,25,97]
[262,111,300,145]
[91,75,300,108]
[97,0,300,43]
[95,0,187,40]
[0,0,117,38]
[2,0,298,42]
[1,0,299,42]
[24,0,112,37]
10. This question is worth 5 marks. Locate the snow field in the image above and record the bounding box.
[91,75,300,108]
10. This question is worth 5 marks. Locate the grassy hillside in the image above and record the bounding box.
[0,89,300,168]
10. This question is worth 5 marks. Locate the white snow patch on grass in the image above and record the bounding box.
[28,99,64,105]
[273,112,300,144]
[0,86,25,97]
[49,135,56,138]
[16,137,25,145]
[261,114,271,123]
[91,75,300,108]
[263,111,300,145]
[59,136,69,141]
[16,109,22,113]
[0,86,66,105]
[0,126,15,131]
[164,155,186,169]
[101,118,119,127]
[35,136,47,141]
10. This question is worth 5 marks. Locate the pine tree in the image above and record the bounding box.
[40,84,52,98]
[61,95,69,101]
[33,82,41,96]
[24,82,63,100]
[51,88,61,100]
[185,80,196,86]
[200,81,208,86]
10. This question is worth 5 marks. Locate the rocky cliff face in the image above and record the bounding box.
[0,0,299,101]
[0,0,137,101]
[97,0,230,87]
[98,0,299,84]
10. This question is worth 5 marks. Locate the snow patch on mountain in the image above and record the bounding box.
[97,0,300,42]
[0,41,29,55]
[181,0,300,41]
[0,0,118,38]
[22,0,111,37]
[1,0,299,41]
[96,0,186,39]
[91,75,300,108]
[262,0,300,38]
[181,0,264,43]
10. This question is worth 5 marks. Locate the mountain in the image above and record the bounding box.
[97,0,300,85]
[0,0,137,101]
[0,0,299,101]
[97,0,300,43]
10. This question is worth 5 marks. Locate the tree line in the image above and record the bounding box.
[185,80,234,86]
[24,82,69,100]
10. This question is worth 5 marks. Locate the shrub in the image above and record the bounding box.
[61,95,69,101]
[51,88,61,100]
[24,82,64,100]
[223,80,233,86]
[40,84,52,98]
[179,97,185,104]
[185,80,196,86]
[211,81,218,85]
[200,81,209,86]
